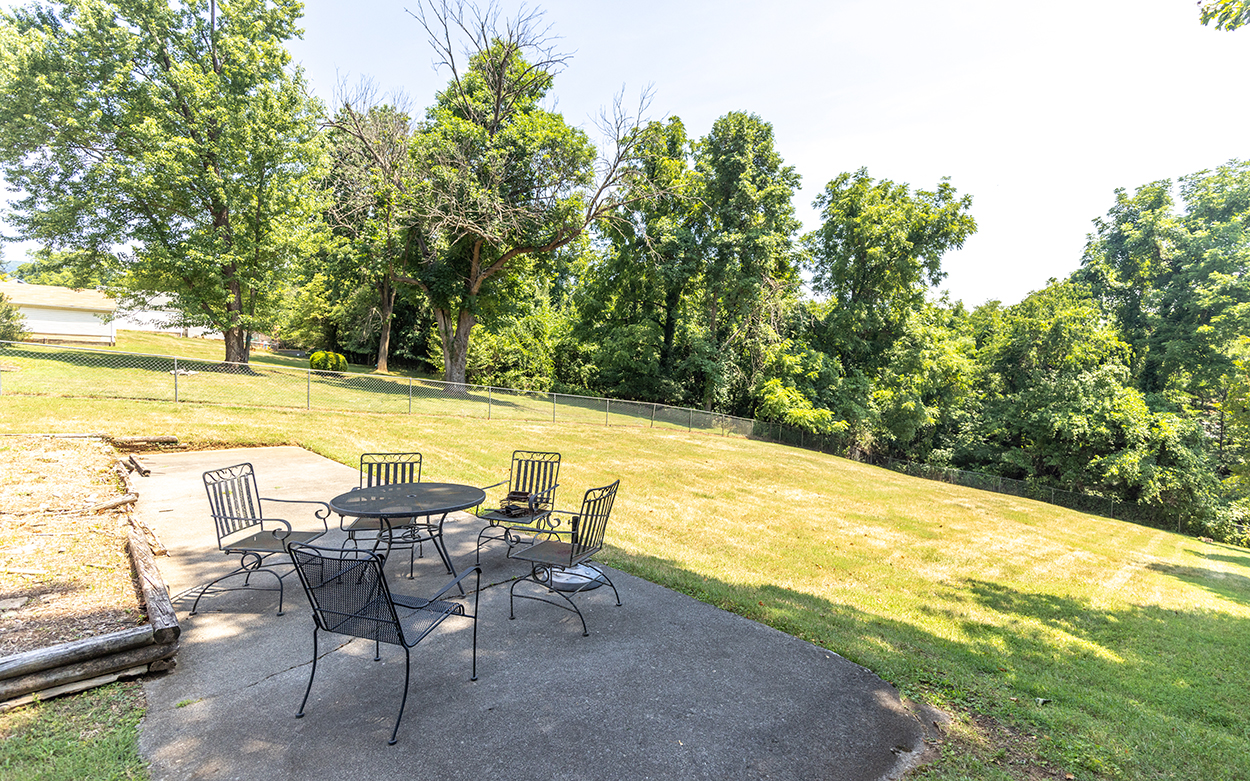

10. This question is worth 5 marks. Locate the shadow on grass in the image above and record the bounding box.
[606,550,1250,780]
[1145,560,1250,606]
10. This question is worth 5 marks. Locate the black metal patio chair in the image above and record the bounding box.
[287,542,480,745]
[508,480,621,636]
[476,450,560,564]
[195,462,329,616]
[341,452,430,578]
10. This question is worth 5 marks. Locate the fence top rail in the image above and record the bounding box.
[1,339,182,362]
[6,339,752,437]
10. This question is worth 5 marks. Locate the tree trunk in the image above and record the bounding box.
[222,260,248,365]
[376,276,396,374]
[224,326,248,365]
[434,307,476,386]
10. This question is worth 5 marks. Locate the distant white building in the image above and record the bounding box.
[0,281,116,344]
[110,294,216,339]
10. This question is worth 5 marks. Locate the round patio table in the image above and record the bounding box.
[329,482,486,585]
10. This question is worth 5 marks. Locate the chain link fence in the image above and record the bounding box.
[0,341,761,435]
[1,339,1177,530]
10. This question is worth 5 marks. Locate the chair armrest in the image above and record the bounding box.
[259,518,295,537]
[259,496,331,529]
[480,480,508,491]
[528,482,559,509]
[428,565,481,603]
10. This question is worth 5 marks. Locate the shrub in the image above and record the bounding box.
[309,350,347,373]
[0,292,29,342]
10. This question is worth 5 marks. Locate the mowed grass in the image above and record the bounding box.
[0,334,710,430]
[2,394,1249,779]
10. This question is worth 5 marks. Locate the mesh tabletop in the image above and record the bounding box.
[329,482,486,519]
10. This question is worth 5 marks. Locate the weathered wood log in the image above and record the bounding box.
[0,625,155,681]
[108,435,178,446]
[126,523,179,643]
[0,641,176,700]
[148,657,177,673]
[127,454,151,477]
[0,665,153,713]
[127,507,168,556]
[90,494,137,513]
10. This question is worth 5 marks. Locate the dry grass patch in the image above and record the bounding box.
[0,436,145,656]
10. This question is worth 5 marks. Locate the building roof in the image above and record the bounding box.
[0,281,117,313]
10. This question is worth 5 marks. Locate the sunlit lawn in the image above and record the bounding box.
[0,334,714,430]
[2,387,1249,778]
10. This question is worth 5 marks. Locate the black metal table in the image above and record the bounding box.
[328,482,486,583]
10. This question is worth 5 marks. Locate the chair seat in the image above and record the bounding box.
[509,539,596,568]
[224,527,325,554]
[479,507,552,526]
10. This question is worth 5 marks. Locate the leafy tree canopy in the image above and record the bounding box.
[0,0,328,363]
[804,168,976,372]
[1200,0,1250,30]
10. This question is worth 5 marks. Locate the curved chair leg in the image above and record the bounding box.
[296,628,320,718]
[510,571,590,636]
[585,564,622,607]
[389,646,412,745]
[476,523,509,565]
[190,563,285,615]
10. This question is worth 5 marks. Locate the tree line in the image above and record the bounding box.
[0,0,1246,538]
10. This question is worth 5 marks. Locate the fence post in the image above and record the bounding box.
[173,357,178,403]
[606,398,610,427]
[552,392,556,423]
[488,387,492,420]
[408,377,412,414]
[651,404,656,428]
[306,369,310,410]
[688,408,692,431]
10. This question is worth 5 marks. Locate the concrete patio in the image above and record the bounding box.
[133,446,938,781]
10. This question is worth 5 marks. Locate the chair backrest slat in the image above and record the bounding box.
[202,463,263,543]
[361,452,422,488]
[288,544,406,647]
[510,450,560,510]
[571,480,619,556]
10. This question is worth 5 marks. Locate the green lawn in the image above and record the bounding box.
[0,333,722,431]
[2,392,1248,779]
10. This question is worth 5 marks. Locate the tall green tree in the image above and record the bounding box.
[1079,161,1250,466]
[396,0,653,385]
[322,96,417,372]
[1074,180,1180,388]
[576,117,702,403]
[0,0,327,364]
[803,168,976,375]
[693,111,802,411]
[962,281,1215,520]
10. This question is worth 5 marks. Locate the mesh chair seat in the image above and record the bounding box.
[223,528,325,554]
[288,542,480,745]
[510,540,596,569]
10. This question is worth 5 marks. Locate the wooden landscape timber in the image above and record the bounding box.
[0,440,181,712]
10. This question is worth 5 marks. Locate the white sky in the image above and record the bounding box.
[3,0,1246,307]
[288,0,1250,306]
